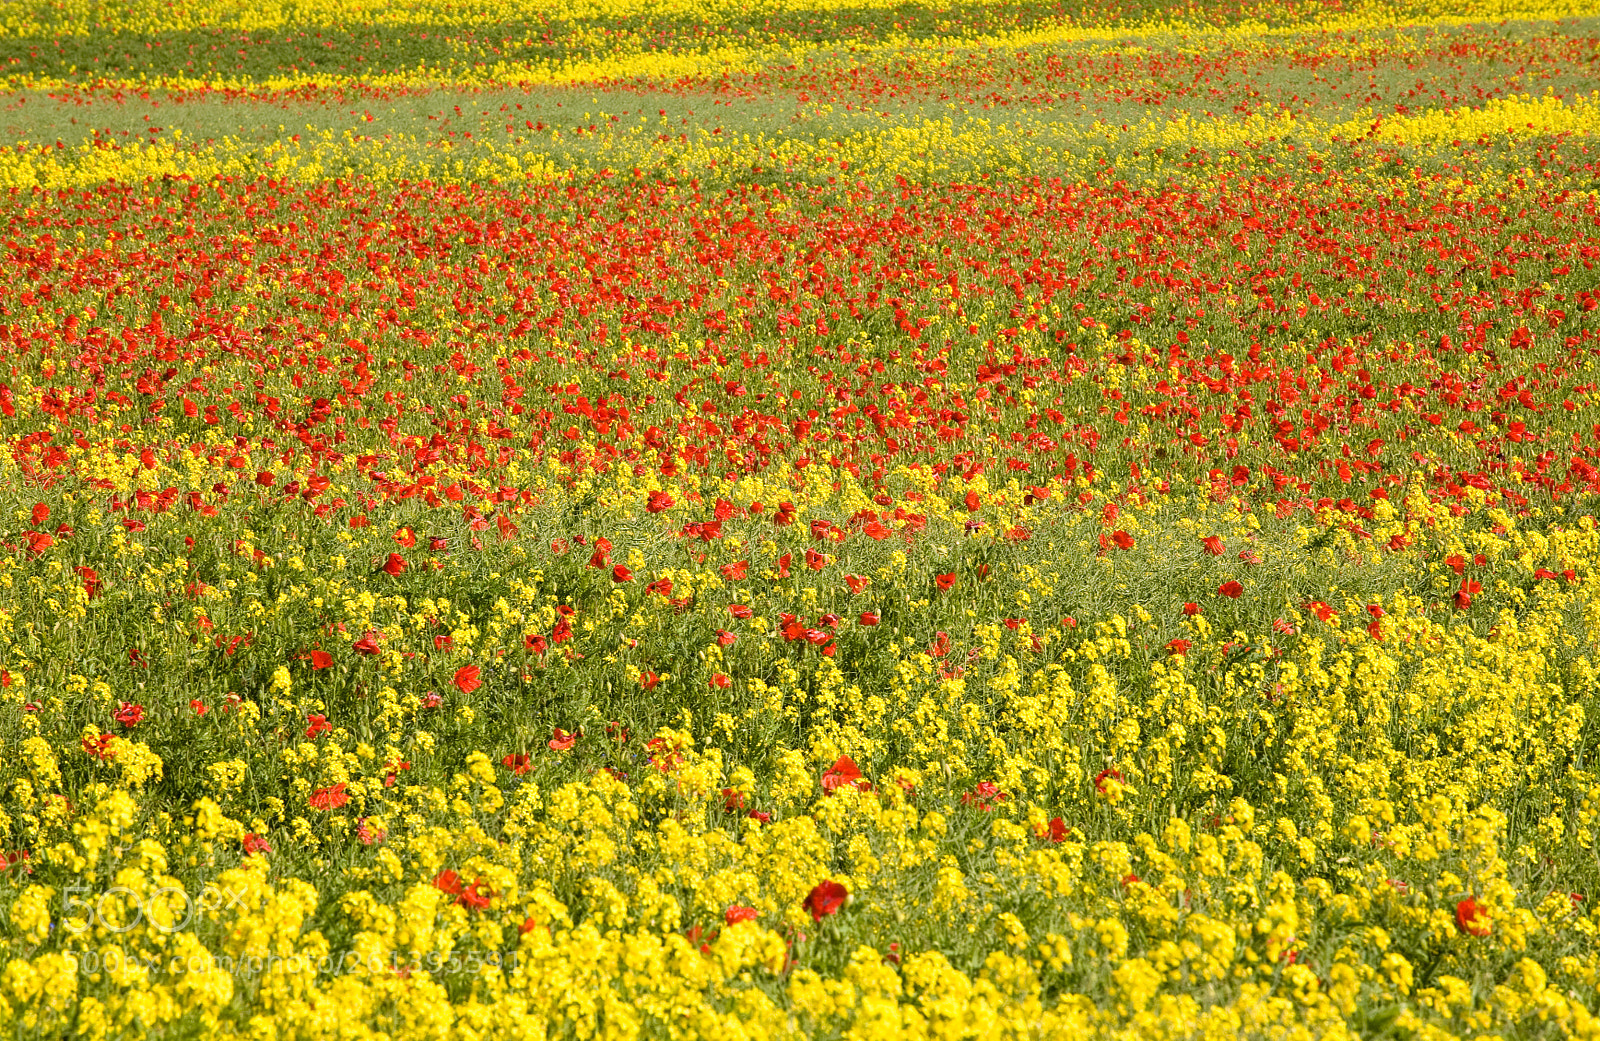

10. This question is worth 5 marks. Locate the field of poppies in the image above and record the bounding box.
[1,0,1599,1037]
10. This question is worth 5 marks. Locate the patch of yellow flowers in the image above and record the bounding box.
[0,466,1597,1037]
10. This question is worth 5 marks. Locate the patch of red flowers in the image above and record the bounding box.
[1455,897,1491,937]
[434,869,493,912]
[804,880,848,921]
[820,755,873,795]
[309,782,349,811]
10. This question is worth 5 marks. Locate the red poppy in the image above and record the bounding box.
[190,699,208,716]
[454,665,482,694]
[612,565,634,583]
[1202,535,1225,555]
[549,728,577,751]
[381,553,406,576]
[1455,897,1491,937]
[385,759,411,787]
[821,755,872,794]
[83,733,116,760]
[962,780,1007,810]
[352,631,380,655]
[1167,638,1191,655]
[935,572,956,591]
[720,560,749,580]
[686,517,727,542]
[863,521,891,540]
[30,503,48,527]
[76,565,100,599]
[1035,817,1068,843]
[394,527,417,547]
[725,905,759,925]
[646,490,675,513]
[709,673,731,688]
[457,880,492,912]
[776,553,792,578]
[1183,602,1201,616]
[729,604,753,620]
[640,671,660,689]
[308,783,349,811]
[304,714,332,739]
[804,880,848,921]
[243,833,271,855]
[859,612,880,626]
[1093,768,1124,796]
[502,752,532,775]
[1218,580,1244,598]
[310,650,333,669]
[1112,530,1135,550]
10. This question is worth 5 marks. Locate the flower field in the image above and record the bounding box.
[2,0,1600,1036]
